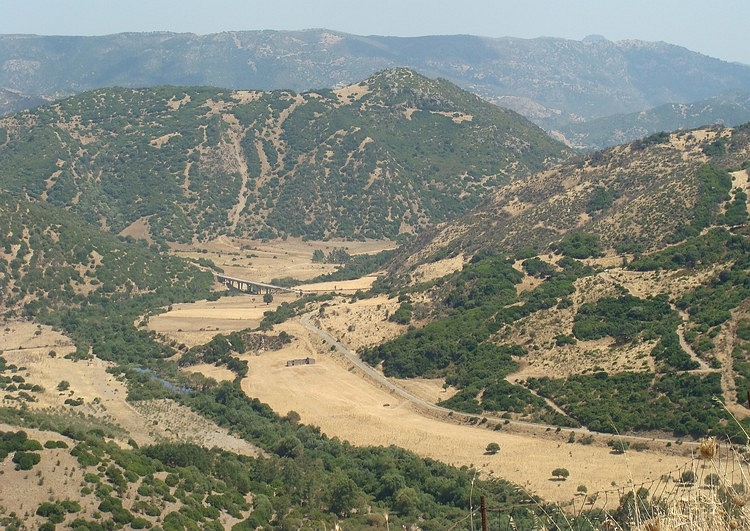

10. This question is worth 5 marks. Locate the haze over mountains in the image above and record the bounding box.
[2,26,750,529]
[2,29,750,149]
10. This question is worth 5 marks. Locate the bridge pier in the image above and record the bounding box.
[216,274,298,296]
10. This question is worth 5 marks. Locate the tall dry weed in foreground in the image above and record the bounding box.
[625,437,750,531]
[536,435,750,530]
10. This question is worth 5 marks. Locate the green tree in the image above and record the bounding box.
[13,451,41,470]
[393,487,420,516]
[274,436,303,458]
[551,468,570,481]
[608,440,630,454]
[327,471,360,516]
[263,293,274,305]
[485,442,500,454]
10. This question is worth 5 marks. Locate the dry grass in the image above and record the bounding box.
[625,438,750,531]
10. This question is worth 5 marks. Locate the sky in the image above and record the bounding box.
[1,0,749,65]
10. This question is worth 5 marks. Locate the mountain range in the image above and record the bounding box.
[2,30,750,149]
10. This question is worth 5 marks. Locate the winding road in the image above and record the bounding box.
[299,311,700,448]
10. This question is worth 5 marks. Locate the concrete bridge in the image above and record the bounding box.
[215,274,301,295]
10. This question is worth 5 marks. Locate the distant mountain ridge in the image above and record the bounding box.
[2,30,750,147]
[559,90,750,149]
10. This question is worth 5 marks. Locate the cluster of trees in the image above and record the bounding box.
[527,371,740,438]
[311,247,351,264]
[362,252,589,424]
[178,330,292,378]
[630,227,739,270]
[552,232,603,259]
[0,430,44,470]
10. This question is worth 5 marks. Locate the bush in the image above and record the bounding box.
[608,440,630,454]
[13,451,41,470]
[37,502,66,523]
[680,470,697,484]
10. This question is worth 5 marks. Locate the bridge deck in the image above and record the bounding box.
[216,274,300,294]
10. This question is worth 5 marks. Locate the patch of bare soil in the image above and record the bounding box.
[334,82,371,105]
[182,362,236,383]
[410,254,465,285]
[130,399,262,456]
[392,377,458,403]
[0,321,75,356]
[118,216,154,244]
[732,169,749,194]
[599,267,718,300]
[310,294,404,351]
[0,321,262,456]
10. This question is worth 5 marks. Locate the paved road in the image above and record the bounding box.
[299,311,699,448]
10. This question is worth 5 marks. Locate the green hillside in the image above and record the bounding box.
[363,124,750,439]
[0,193,214,360]
[0,68,570,243]
[393,125,750,264]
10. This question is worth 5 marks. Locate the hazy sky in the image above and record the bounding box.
[2,0,749,64]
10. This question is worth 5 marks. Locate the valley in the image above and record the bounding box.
[0,235,706,513]
[142,238,696,505]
